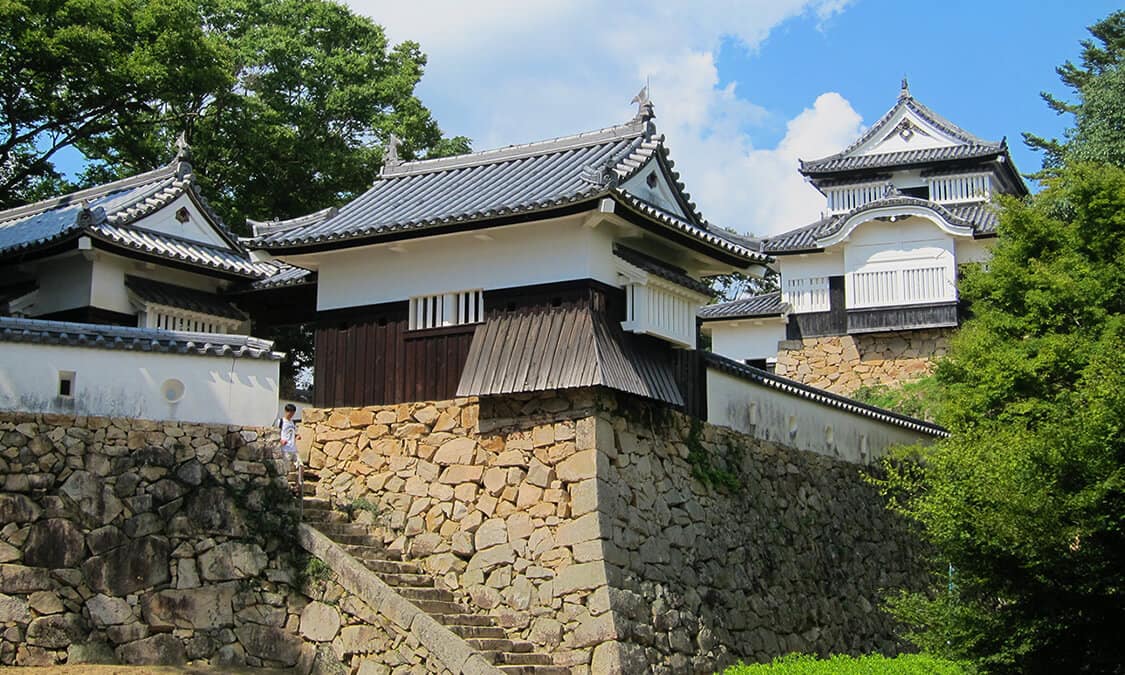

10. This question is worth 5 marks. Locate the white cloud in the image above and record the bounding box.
[346,1,862,236]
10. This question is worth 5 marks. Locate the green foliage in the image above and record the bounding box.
[873,164,1125,673]
[721,653,971,675]
[1025,11,1125,171]
[345,497,382,520]
[685,417,740,492]
[707,267,780,303]
[301,556,331,584]
[0,0,229,207]
[851,376,943,422]
[2,0,469,227]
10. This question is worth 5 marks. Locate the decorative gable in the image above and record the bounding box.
[620,159,689,220]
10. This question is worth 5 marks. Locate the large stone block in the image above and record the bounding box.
[26,613,85,649]
[299,601,341,642]
[556,450,599,482]
[0,592,30,622]
[0,493,41,524]
[0,564,53,593]
[553,561,607,596]
[60,470,123,526]
[554,512,601,547]
[141,585,235,630]
[83,536,170,595]
[197,541,267,581]
[22,518,86,568]
[86,594,134,627]
[236,623,302,666]
[117,633,186,666]
[183,486,247,536]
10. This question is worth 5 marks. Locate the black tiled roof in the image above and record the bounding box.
[124,276,246,320]
[0,316,283,360]
[764,198,1000,254]
[613,244,713,295]
[250,116,768,265]
[698,292,787,320]
[0,153,277,278]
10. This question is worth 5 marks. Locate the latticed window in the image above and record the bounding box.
[408,289,484,330]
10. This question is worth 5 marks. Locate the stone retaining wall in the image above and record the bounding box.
[299,392,615,671]
[774,329,951,395]
[0,412,310,669]
[301,389,930,674]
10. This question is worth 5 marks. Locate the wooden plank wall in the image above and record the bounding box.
[313,313,475,408]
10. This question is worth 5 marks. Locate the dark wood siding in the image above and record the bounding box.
[785,275,846,339]
[312,280,629,408]
[847,302,959,334]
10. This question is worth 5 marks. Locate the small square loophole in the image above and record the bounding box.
[58,371,76,398]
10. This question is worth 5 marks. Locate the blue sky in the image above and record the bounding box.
[354,0,1121,236]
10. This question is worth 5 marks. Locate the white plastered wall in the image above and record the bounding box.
[706,367,935,463]
[707,319,787,362]
[130,193,231,248]
[90,252,226,317]
[0,342,279,426]
[31,254,92,316]
[310,215,620,311]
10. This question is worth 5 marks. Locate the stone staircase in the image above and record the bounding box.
[296,475,567,674]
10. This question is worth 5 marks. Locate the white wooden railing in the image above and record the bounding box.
[408,289,484,330]
[143,306,241,334]
[825,182,887,214]
[782,277,830,314]
[622,283,698,348]
[848,265,952,308]
[926,173,991,204]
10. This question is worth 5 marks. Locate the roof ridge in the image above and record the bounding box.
[800,92,999,168]
[381,119,647,178]
[0,161,179,225]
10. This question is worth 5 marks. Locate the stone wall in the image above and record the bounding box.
[0,411,311,669]
[300,392,614,671]
[773,328,951,395]
[588,397,930,673]
[301,389,930,674]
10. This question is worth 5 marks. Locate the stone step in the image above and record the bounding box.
[324,532,382,546]
[497,667,571,675]
[302,510,350,524]
[302,498,332,511]
[492,652,554,666]
[317,522,378,537]
[466,638,517,653]
[363,559,423,575]
[412,599,468,615]
[397,587,456,603]
[379,572,434,588]
[342,543,401,561]
[447,625,507,639]
[432,613,496,628]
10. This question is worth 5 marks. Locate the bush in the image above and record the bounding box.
[722,653,972,675]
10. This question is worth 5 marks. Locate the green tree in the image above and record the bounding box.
[78,0,470,230]
[1024,11,1125,171]
[876,164,1125,673]
[0,0,230,207]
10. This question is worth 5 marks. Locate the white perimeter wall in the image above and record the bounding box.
[708,320,787,362]
[312,216,619,311]
[0,343,279,426]
[706,367,935,463]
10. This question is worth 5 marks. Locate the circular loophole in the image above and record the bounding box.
[162,379,185,403]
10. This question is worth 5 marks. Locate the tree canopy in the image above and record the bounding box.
[877,12,1125,673]
[1,0,469,227]
[1024,10,1125,171]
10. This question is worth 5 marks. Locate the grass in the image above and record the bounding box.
[722,653,971,674]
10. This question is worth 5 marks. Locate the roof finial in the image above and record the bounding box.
[631,84,655,123]
[173,131,193,177]
[385,134,402,167]
[899,75,910,100]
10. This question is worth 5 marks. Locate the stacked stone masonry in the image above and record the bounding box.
[0,411,484,674]
[300,389,930,673]
[774,329,952,396]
